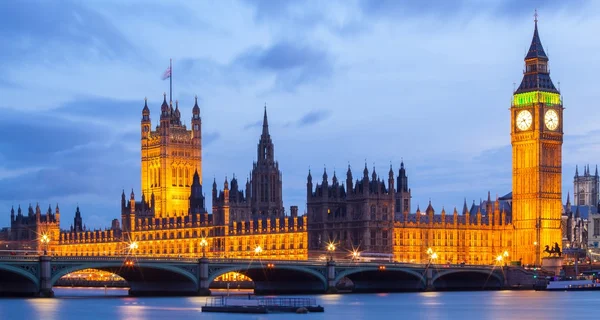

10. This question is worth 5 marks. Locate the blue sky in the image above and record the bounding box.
[0,0,599,229]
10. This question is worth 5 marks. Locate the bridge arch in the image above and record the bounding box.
[0,264,40,291]
[50,262,199,295]
[335,266,427,292]
[209,264,328,295]
[432,269,504,290]
[335,266,426,284]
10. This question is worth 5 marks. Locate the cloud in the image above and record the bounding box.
[244,120,263,130]
[297,110,331,127]
[357,0,589,20]
[178,40,335,92]
[235,41,334,91]
[204,132,221,146]
[0,0,136,64]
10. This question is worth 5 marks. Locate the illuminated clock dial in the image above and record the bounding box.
[516,110,533,131]
[544,109,559,131]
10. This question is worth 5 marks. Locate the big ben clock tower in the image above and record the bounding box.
[511,14,563,266]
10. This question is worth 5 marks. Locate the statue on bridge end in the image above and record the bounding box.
[543,242,562,257]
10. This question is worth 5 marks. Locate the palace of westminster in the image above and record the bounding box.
[1,18,598,267]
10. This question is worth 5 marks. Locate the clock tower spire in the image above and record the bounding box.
[511,13,563,266]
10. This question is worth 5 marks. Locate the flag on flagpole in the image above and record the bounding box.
[162,65,171,80]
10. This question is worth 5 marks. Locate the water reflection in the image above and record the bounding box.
[27,298,60,320]
[2,289,600,320]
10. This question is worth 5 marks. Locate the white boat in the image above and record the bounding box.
[546,280,600,291]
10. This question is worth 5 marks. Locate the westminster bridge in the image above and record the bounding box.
[0,255,538,297]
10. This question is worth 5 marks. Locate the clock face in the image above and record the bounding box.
[544,109,559,130]
[516,110,533,131]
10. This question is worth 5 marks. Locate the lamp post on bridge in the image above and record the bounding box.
[200,238,208,258]
[327,243,336,262]
[40,234,50,256]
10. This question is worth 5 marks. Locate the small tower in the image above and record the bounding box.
[141,97,151,139]
[307,169,313,199]
[191,95,202,183]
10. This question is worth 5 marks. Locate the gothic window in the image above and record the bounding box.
[185,169,189,186]
[172,168,177,186]
[370,206,376,220]
[178,168,183,186]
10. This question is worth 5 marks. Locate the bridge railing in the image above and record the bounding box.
[0,254,502,270]
[0,255,41,262]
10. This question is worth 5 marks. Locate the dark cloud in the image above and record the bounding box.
[240,0,365,36]
[244,120,263,130]
[297,110,331,127]
[0,109,103,167]
[0,0,136,63]
[0,100,138,206]
[204,132,221,146]
[178,41,334,92]
[234,41,334,91]
[357,0,589,20]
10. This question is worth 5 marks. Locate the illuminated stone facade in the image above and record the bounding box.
[393,197,513,264]
[307,163,411,254]
[140,95,202,218]
[511,19,563,265]
[7,98,308,261]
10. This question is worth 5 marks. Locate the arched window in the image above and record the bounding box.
[172,167,177,186]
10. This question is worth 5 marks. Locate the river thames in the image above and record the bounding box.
[0,288,599,319]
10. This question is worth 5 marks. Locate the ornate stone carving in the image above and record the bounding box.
[19,264,38,276]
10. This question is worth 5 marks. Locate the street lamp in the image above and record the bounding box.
[129,241,139,255]
[426,247,437,264]
[200,238,208,258]
[40,234,50,256]
[327,243,336,261]
[351,249,360,261]
[254,245,263,256]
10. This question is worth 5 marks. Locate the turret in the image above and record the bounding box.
[159,93,170,136]
[397,161,408,192]
[222,177,230,226]
[307,169,313,198]
[346,165,353,194]
[74,206,83,232]
[388,164,395,194]
[189,169,205,214]
[121,189,126,212]
[426,201,434,226]
[141,97,151,140]
[10,206,14,222]
[245,176,251,202]
[129,189,135,214]
[55,203,60,222]
[212,178,217,203]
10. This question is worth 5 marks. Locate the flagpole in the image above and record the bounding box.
[169,58,173,104]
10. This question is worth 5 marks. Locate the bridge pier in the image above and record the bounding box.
[198,257,211,296]
[326,260,337,294]
[39,256,54,298]
[425,267,433,291]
